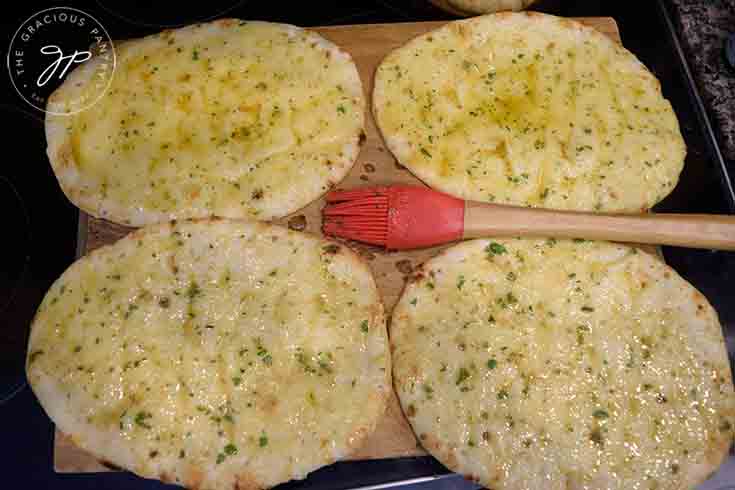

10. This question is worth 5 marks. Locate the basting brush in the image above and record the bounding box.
[322,185,735,251]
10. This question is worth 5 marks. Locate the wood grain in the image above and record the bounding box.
[463,203,735,251]
[55,17,622,473]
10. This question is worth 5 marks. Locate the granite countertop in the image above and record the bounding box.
[669,0,735,162]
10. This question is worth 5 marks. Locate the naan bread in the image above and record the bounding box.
[373,13,685,212]
[447,0,536,14]
[27,220,389,490]
[46,20,365,226]
[391,238,734,490]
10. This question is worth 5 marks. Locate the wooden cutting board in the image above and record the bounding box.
[55,17,623,473]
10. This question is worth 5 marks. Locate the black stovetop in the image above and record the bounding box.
[1,1,733,489]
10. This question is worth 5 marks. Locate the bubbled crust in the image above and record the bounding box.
[27,219,390,490]
[391,238,734,490]
[45,19,366,226]
[373,13,685,214]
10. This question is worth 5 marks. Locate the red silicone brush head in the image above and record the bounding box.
[322,185,465,250]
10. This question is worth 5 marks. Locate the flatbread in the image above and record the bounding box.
[46,20,365,226]
[27,219,389,490]
[391,238,734,490]
[447,0,536,14]
[373,13,686,212]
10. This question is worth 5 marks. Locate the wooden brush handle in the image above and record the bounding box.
[463,201,735,251]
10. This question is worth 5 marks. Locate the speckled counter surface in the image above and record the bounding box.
[668,0,735,161]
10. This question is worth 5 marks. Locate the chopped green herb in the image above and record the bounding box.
[420,147,432,158]
[589,428,603,446]
[317,352,333,373]
[224,444,238,456]
[487,359,497,370]
[410,298,418,306]
[337,104,346,114]
[506,272,516,282]
[457,275,466,290]
[593,409,609,419]
[259,432,268,447]
[186,282,201,299]
[360,320,369,333]
[232,377,242,386]
[134,411,152,429]
[497,389,509,400]
[423,384,434,399]
[486,242,507,255]
[216,453,225,464]
[29,350,44,363]
[255,339,272,365]
[456,367,471,385]
[192,49,199,61]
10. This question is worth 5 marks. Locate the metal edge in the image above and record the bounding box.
[657,0,735,213]
[342,473,462,490]
[61,10,695,490]
[75,211,88,259]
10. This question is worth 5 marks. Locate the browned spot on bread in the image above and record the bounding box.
[218,19,238,28]
[188,466,204,489]
[363,163,375,173]
[262,393,279,413]
[408,272,425,284]
[395,260,413,275]
[235,471,262,490]
[359,131,367,145]
[57,143,75,168]
[168,254,178,274]
[360,175,369,181]
[99,460,123,471]
[323,244,340,255]
[287,215,307,231]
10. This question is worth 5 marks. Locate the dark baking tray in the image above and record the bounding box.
[2,1,734,490]
[291,4,735,490]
